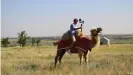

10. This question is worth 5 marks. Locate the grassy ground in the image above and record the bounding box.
[1,44,133,75]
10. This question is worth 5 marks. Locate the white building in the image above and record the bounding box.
[100,37,110,47]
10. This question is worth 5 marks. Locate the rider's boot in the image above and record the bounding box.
[68,35,76,55]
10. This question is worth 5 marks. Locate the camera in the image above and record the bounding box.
[79,19,84,24]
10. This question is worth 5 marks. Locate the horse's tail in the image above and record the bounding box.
[53,40,60,46]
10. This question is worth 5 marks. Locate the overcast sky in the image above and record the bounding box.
[1,0,133,37]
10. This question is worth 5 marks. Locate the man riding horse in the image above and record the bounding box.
[54,20,102,67]
[58,18,84,54]
[68,18,83,52]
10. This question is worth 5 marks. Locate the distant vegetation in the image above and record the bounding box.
[1,37,10,47]
[17,31,30,47]
[1,31,44,47]
[36,38,41,46]
[104,35,133,44]
[31,38,36,46]
[1,33,133,47]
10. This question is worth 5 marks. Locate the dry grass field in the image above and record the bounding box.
[1,44,133,75]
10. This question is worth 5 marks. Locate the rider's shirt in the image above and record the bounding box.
[70,24,77,35]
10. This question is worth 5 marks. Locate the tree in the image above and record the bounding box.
[1,37,10,47]
[17,31,29,47]
[31,38,36,46]
[36,38,41,46]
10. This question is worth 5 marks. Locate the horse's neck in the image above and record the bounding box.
[90,35,99,45]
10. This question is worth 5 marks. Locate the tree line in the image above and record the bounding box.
[1,31,41,47]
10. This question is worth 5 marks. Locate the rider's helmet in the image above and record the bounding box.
[73,18,78,23]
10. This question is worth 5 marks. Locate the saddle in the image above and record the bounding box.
[61,29,84,40]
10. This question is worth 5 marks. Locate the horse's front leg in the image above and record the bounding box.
[84,50,91,65]
[79,54,83,65]
[78,49,83,65]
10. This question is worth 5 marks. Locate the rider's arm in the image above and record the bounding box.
[70,24,82,30]
[75,27,82,30]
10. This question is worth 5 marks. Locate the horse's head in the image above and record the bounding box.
[90,27,102,36]
[90,27,102,45]
[96,27,102,34]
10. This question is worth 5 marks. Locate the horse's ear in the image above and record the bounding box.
[97,27,102,32]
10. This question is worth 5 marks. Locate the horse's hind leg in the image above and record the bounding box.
[54,50,61,67]
[54,54,59,67]
[59,49,66,64]
[54,49,66,67]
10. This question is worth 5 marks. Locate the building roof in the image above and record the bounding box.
[101,37,110,41]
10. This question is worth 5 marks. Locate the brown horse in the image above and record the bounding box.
[54,27,102,67]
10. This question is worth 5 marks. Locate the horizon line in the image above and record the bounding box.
[1,33,133,38]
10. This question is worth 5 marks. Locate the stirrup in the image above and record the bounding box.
[67,49,71,55]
